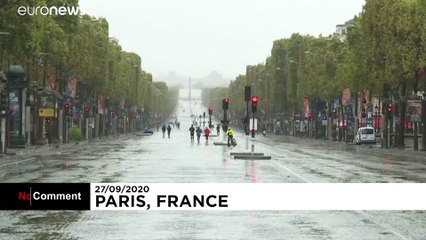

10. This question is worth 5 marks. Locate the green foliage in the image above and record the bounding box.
[0,1,176,118]
[69,127,82,142]
[203,0,426,117]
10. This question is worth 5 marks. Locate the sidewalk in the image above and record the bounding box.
[262,132,426,160]
[0,133,137,168]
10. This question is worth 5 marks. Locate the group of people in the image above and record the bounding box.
[156,121,235,146]
[189,125,211,143]
[161,125,172,138]
[188,124,235,146]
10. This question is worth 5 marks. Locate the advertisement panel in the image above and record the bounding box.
[98,96,106,115]
[407,100,422,123]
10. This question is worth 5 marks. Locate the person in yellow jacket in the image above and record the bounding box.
[226,128,234,146]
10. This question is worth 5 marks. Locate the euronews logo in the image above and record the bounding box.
[17,5,80,16]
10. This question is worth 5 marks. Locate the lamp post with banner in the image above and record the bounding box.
[408,99,422,150]
[374,105,379,133]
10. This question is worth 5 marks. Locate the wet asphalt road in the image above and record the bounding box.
[0,92,426,240]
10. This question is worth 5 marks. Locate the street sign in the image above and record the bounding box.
[39,108,55,117]
[344,105,352,115]
[249,118,258,131]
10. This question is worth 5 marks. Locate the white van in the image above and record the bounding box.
[355,127,376,144]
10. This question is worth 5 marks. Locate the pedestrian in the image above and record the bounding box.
[204,127,211,143]
[189,124,195,143]
[167,125,172,138]
[162,125,166,138]
[222,124,228,133]
[216,124,220,136]
[196,126,202,143]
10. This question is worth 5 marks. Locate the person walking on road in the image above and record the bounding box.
[189,124,195,143]
[216,124,220,136]
[196,126,202,143]
[204,127,211,143]
[162,125,166,138]
[167,125,172,138]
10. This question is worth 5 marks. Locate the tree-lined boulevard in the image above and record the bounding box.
[1,1,426,239]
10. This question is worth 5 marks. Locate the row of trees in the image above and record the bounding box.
[0,0,177,116]
[204,0,426,146]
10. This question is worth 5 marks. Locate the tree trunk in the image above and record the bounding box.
[339,97,345,142]
[422,99,426,151]
[328,99,333,141]
[414,122,418,151]
[397,80,406,147]
[382,102,388,148]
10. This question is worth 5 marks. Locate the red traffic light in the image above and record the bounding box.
[222,98,230,110]
[308,112,313,119]
[251,96,258,112]
[251,96,258,103]
[111,111,116,116]
[64,103,70,109]
[208,107,213,114]
[387,105,392,113]
[85,107,90,113]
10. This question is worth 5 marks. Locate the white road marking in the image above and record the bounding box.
[271,155,411,240]
[0,157,36,168]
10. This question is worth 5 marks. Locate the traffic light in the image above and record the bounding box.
[111,111,116,117]
[85,106,90,117]
[222,98,229,110]
[244,86,251,102]
[308,112,313,119]
[64,102,70,115]
[203,112,206,118]
[251,96,258,112]
[208,107,213,115]
[387,104,392,118]
[1,91,8,112]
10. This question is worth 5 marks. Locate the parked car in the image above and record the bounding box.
[355,127,376,144]
[143,128,154,134]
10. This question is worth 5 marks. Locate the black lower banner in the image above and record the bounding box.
[0,183,90,210]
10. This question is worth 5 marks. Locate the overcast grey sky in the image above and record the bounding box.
[79,0,365,80]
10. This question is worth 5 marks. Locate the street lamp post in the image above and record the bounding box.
[0,32,10,153]
[0,32,10,71]
[127,57,140,133]
[422,92,426,150]
[39,53,50,88]
[374,104,378,134]
[134,64,140,132]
